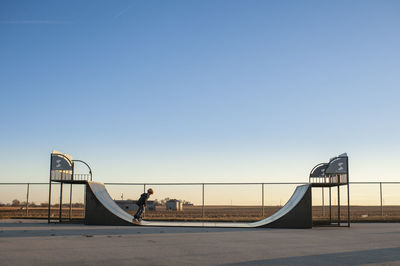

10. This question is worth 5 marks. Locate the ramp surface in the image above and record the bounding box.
[85,182,311,228]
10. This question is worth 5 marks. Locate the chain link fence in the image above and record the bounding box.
[0,182,399,221]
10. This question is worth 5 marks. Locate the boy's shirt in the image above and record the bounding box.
[136,192,150,206]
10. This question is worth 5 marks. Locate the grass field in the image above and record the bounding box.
[1,205,400,222]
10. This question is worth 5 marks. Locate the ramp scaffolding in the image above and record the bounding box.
[46,151,350,228]
[48,150,92,223]
[309,153,350,227]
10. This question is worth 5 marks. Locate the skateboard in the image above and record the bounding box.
[132,218,142,225]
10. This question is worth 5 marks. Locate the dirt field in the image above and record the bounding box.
[0,207,84,219]
[1,205,400,222]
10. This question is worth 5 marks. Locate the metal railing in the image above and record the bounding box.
[73,174,92,181]
[104,182,307,217]
[0,181,399,219]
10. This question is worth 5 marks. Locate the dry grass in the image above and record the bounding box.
[0,207,84,219]
[1,205,400,222]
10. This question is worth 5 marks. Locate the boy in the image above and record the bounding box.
[133,188,154,221]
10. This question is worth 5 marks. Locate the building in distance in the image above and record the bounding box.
[166,199,183,211]
[115,200,156,211]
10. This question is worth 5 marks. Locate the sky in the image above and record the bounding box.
[1,0,400,189]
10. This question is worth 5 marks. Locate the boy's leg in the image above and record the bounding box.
[137,206,144,219]
[134,206,141,219]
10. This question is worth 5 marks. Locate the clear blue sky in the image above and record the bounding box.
[1,0,399,183]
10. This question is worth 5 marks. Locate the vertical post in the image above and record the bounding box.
[380,182,383,217]
[347,156,350,227]
[337,177,340,226]
[83,183,87,220]
[70,162,74,221]
[262,183,264,217]
[48,155,52,223]
[329,186,332,223]
[26,183,30,217]
[322,187,324,217]
[143,184,146,218]
[202,184,205,218]
[347,182,350,227]
[59,182,63,223]
[69,184,73,220]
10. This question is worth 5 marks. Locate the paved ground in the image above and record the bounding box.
[0,219,399,265]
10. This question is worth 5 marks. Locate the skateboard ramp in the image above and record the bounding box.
[85,182,311,228]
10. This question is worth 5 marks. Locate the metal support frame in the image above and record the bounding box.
[329,186,332,223]
[48,155,53,223]
[59,182,63,222]
[346,156,350,227]
[309,154,350,227]
[322,187,324,216]
[48,152,92,223]
[347,182,350,226]
[337,179,340,226]
[69,184,73,220]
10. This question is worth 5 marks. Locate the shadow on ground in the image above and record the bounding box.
[0,220,267,238]
[225,247,400,265]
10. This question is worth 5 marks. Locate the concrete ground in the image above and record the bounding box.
[0,220,399,265]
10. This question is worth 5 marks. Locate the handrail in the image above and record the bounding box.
[72,159,93,181]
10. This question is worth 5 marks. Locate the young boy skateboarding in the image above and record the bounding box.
[133,188,154,222]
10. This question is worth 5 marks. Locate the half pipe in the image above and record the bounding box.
[85,182,311,228]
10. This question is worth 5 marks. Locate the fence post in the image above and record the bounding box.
[337,183,340,226]
[59,183,63,222]
[329,187,332,223]
[380,182,383,216]
[202,184,205,218]
[69,184,73,220]
[26,183,30,217]
[143,184,146,218]
[262,183,264,217]
[322,188,324,216]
